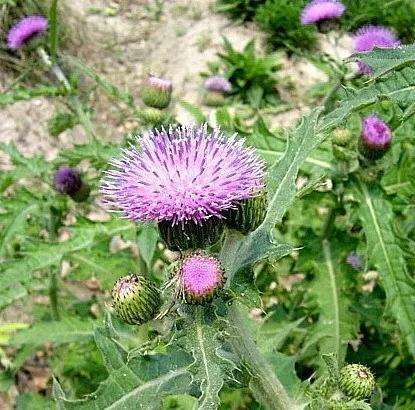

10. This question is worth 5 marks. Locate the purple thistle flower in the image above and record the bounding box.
[180,252,224,303]
[354,26,401,75]
[101,125,265,225]
[346,252,363,271]
[7,15,48,50]
[360,114,392,159]
[204,76,232,93]
[54,166,90,201]
[300,0,345,25]
[54,167,82,196]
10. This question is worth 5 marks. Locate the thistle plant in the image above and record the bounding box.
[3,2,415,409]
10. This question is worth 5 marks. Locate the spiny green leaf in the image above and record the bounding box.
[351,44,415,78]
[11,317,94,348]
[185,308,235,410]
[356,183,415,357]
[136,224,159,271]
[53,349,193,409]
[221,109,325,281]
[309,239,357,367]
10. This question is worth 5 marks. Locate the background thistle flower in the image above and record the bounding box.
[300,0,346,26]
[204,76,232,93]
[359,114,392,160]
[179,252,224,303]
[346,252,363,271]
[354,26,401,75]
[54,167,90,202]
[111,274,160,325]
[7,15,48,50]
[101,125,265,250]
[339,364,375,400]
[141,75,172,109]
[224,191,267,234]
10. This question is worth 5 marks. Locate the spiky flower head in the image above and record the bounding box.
[7,15,48,50]
[346,252,363,271]
[102,125,265,224]
[354,26,401,75]
[204,76,232,93]
[359,114,392,160]
[179,252,224,303]
[112,274,160,325]
[300,0,345,25]
[141,74,172,109]
[339,364,375,400]
[54,166,90,202]
[225,191,267,234]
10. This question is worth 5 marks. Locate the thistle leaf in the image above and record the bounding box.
[356,183,415,357]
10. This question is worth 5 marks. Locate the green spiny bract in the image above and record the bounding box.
[111,274,161,325]
[203,91,226,107]
[139,107,172,126]
[224,192,267,234]
[158,217,225,251]
[339,364,375,400]
[141,75,172,109]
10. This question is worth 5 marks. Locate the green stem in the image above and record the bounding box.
[227,304,303,410]
[49,269,60,320]
[37,47,96,140]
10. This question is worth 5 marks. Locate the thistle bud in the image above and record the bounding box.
[225,192,267,234]
[111,274,160,325]
[139,107,171,126]
[204,91,226,107]
[339,364,375,400]
[359,115,392,160]
[332,128,352,147]
[158,217,225,252]
[179,252,225,304]
[141,75,172,109]
[203,76,231,107]
[53,167,90,202]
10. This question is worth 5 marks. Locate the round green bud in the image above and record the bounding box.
[139,107,171,126]
[339,364,375,400]
[332,128,353,147]
[224,192,267,234]
[111,274,160,325]
[203,91,226,107]
[141,75,172,109]
[158,217,225,252]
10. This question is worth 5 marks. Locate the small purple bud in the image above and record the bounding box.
[7,15,48,50]
[360,114,392,160]
[300,0,345,25]
[179,252,225,304]
[346,252,363,271]
[54,167,90,202]
[353,26,401,75]
[204,76,232,93]
[141,75,172,109]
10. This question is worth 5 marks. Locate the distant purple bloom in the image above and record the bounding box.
[204,76,232,93]
[300,0,345,25]
[346,252,363,271]
[54,167,82,196]
[147,75,172,91]
[101,125,265,224]
[7,15,48,50]
[354,26,401,75]
[361,114,392,155]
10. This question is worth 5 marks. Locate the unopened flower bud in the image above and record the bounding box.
[111,274,160,325]
[339,364,375,400]
[359,114,392,160]
[141,75,172,109]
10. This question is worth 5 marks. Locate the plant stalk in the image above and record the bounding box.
[227,303,304,410]
[49,269,60,320]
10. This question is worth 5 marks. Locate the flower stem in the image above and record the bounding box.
[49,269,60,320]
[37,47,96,140]
[227,303,304,410]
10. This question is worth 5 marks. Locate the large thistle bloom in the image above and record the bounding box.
[354,26,401,75]
[7,15,48,50]
[101,125,265,250]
